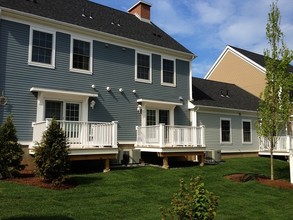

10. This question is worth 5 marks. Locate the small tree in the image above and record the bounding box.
[257,0,293,180]
[161,176,218,220]
[34,118,70,184]
[0,114,24,179]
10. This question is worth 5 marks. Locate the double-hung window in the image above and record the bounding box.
[29,28,55,68]
[146,109,170,126]
[221,118,231,143]
[70,37,92,74]
[242,120,252,143]
[45,100,80,121]
[135,52,151,83]
[162,58,176,86]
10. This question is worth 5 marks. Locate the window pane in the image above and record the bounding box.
[73,39,90,70]
[32,30,53,64]
[137,53,150,80]
[147,110,156,126]
[45,101,62,120]
[66,103,80,121]
[162,59,174,84]
[159,110,169,125]
[221,120,230,142]
[243,121,251,142]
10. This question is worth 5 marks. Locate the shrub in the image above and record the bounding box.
[161,176,218,220]
[0,114,24,179]
[34,118,70,185]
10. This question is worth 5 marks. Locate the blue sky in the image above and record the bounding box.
[92,0,293,78]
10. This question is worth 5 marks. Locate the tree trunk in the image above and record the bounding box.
[270,140,274,180]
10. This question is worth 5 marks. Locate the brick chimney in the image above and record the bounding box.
[128,1,152,22]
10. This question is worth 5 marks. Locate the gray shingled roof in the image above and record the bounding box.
[191,77,260,111]
[230,45,293,72]
[0,0,193,55]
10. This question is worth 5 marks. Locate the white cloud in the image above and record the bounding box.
[151,0,196,36]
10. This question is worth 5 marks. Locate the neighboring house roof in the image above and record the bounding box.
[230,45,293,73]
[205,45,293,79]
[0,0,193,55]
[191,77,259,112]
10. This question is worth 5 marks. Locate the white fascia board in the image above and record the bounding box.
[137,98,182,106]
[204,45,266,79]
[1,7,195,61]
[30,87,98,97]
[193,104,257,116]
[227,46,266,73]
[188,100,196,109]
[204,46,230,79]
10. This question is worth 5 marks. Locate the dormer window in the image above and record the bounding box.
[28,28,55,69]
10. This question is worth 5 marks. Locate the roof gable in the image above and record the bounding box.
[205,45,293,79]
[0,0,193,56]
[192,77,259,111]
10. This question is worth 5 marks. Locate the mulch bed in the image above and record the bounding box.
[4,171,293,190]
[225,173,293,190]
[4,170,76,190]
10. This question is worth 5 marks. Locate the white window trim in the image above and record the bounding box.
[28,27,56,69]
[220,118,232,144]
[70,36,93,75]
[242,119,252,144]
[135,51,152,84]
[34,91,90,122]
[161,57,176,87]
[143,108,174,127]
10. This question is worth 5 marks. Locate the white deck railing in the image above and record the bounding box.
[32,119,118,148]
[136,124,205,148]
[259,136,292,153]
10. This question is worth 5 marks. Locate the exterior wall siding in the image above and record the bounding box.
[0,19,191,143]
[207,51,266,97]
[197,112,259,153]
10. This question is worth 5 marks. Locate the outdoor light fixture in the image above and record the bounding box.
[90,100,96,109]
[119,88,123,93]
[106,86,111,91]
[137,104,142,113]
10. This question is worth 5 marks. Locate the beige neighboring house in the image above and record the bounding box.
[205,45,293,157]
[205,45,268,98]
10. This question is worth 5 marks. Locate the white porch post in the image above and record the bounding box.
[159,123,165,148]
[112,121,118,148]
[193,126,197,146]
[201,125,205,146]
[289,136,293,184]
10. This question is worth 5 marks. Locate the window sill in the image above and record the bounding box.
[70,68,92,75]
[161,82,176,87]
[28,62,55,69]
[135,78,152,84]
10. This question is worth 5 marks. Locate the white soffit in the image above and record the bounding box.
[30,87,98,97]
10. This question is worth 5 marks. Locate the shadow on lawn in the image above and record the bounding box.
[3,216,74,220]
[69,175,102,186]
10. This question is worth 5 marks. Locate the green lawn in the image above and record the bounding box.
[0,157,292,220]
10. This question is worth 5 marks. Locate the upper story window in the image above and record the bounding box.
[70,37,92,74]
[135,52,152,83]
[161,58,176,86]
[28,28,55,69]
[221,118,231,143]
[242,120,252,143]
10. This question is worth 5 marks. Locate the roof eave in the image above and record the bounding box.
[1,6,195,60]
